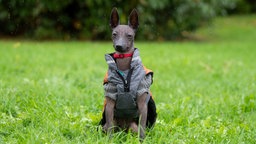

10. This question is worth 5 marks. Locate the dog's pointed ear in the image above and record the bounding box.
[128,9,139,31]
[110,7,120,29]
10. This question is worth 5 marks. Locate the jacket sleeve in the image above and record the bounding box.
[103,83,117,100]
[103,71,117,100]
[137,74,152,96]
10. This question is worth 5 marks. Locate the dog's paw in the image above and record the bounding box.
[103,124,114,134]
[102,124,108,133]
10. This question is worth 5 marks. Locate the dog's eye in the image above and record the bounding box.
[127,34,133,39]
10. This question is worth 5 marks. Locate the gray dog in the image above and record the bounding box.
[99,8,157,140]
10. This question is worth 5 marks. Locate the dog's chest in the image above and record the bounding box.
[116,57,132,71]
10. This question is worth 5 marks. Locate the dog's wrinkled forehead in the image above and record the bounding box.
[112,25,135,37]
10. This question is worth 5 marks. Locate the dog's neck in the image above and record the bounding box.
[115,48,134,71]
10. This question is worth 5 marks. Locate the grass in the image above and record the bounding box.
[1,15,256,143]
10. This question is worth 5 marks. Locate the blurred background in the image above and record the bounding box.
[0,0,255,41]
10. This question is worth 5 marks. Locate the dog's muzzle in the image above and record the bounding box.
[115,45,127,53]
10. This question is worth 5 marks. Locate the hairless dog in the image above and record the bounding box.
[99,8,157,141]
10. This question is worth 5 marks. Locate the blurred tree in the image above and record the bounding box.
[227,0,256,14]
[0,0,247,40]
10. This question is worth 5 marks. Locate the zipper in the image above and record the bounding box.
[116,68,134,92]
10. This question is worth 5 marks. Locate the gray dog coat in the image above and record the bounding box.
[103,48,153,118]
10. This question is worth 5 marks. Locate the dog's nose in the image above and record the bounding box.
[115,45,124,52]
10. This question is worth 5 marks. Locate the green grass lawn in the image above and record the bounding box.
[1,15,256,143]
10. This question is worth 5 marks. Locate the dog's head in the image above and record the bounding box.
[110,8,139,53]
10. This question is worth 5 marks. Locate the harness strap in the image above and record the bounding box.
[126,68,134,91]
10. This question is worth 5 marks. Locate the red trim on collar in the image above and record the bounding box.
[113,53,133,59]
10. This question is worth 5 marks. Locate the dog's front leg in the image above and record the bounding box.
[137,93,148,140]
[103,97,115,135]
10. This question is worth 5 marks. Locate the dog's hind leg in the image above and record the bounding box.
[129,122,138,133]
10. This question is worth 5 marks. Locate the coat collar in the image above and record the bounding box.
[105,48,142,70]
